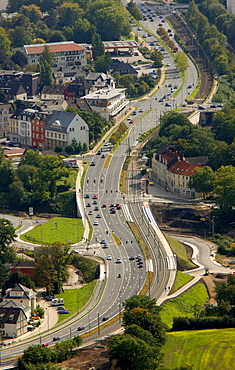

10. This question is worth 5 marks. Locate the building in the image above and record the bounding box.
[64,80,91,101]
[45,110,89,151]
[0,70,40,98]
[81,88,128,120]
[86,72,115,91]
[9,260,36,280]
[4,284,37,316]
[22,42,87,68]
[0,81,27,101]
[41,85,65,101]
[109,59,138,76]
[150,145,207,198]
[52,66,85,85]
[0,300,30,338]
[227,0,235,13]
[0,103,15,138]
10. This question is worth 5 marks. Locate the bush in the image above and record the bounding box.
[71,254,100,282]
[172,315,235,331]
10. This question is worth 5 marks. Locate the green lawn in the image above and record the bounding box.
[160,283,208,329]
[171,271,193,294]
[56,280,97,324]
[164,234,197,270]
[163,328,235,370]
[21,217,84,245]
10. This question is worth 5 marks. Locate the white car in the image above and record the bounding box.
[107,255,112,260]
[115,258,122,263]
[94,221,99,226]
[139,108,143,113]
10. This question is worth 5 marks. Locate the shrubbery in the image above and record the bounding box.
[172,315,235,331]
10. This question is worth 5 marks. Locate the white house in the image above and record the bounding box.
[45,110,89,151]
[4,284,37,315]
[0,300,30,338]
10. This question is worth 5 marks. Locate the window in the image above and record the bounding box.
[55,133,57,138]
[51,132,53,137]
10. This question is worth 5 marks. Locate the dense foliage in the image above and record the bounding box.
[71,253,100,283]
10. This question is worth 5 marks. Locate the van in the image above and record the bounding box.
[52,298,64,306]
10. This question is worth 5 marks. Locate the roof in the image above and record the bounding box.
[4,284,36,300]
[83,88,126,100]
[0,301,28,324]
[0,81,26,96]
[102,40,139,50]
[168,160,203,176]
[41,85,65,96]
[4,148,26,158]
[110,60,137,74]
[45,110,85,133]
[10,260,36,269]
[86,72,107,81]
[24,41,85,55]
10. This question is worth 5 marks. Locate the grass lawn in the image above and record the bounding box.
[21,217,84,245]
[171,271,193,294]
[164,234,196,270]
[56,280,97,324]
[160,283,208,329]
[163,328,235,370]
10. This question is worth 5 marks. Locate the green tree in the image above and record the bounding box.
[1,270,35,296]
[40,60,54,87]
[11,51,28,68]
[0,219,16,263]
[109,334,162,370]
[19,344,57,367]
[57,2,84,28]
[126,1,142,20]
[213,165,235,210]
[10,26,33,48]
[94,53,111,72]
[175,51,189,73]
[0,27,12,56]
[188,166,215,199]
[92,32,105,60]
[0,90,7,103]
[20,4,43,23]
[19,150,42,167]
[151,50,163,68]
[55,338,81,362]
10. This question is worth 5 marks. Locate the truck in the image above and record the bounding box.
[63,158,79,168]
[51,298,64,306]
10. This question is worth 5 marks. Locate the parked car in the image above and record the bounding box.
[96,214,101,218]
[129,256,135,260]
[86,203,91,207]
[101,204,106,208]
[84,194,90,198]
[94,206,99,211]
[93,194,98,199]
[58,309,69,314]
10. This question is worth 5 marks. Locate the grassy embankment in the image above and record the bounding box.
[21,217,84,245]
[55,281,97,324]
[163,328,235,370]
[164,233,197,270]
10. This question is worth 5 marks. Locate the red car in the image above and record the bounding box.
[93,195,98,199]
[116,205,122,209]
[42,343,48,347]
[129,120,134,124]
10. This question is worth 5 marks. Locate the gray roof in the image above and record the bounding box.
[45,110,77,133]
[0,301,29,325]
[4,284,36,300]
[86,72,107,81]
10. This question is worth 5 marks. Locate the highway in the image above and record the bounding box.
[0,4,201,363]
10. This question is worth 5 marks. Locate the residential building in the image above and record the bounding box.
[41,85,65,101]
[0,70,40,98]
[0,300,30,338]
[109,59,138,76]
[227,0,235,13]
[64,80,91,101]
[4,284,37,315]
[45,110,89,151]
[86,72,115,91]
[0,103,15,138]
[22,42,87,68]
[52,66,85,85]
[0,81,27,101]
[150,145,207,198]
[81,88,128,120]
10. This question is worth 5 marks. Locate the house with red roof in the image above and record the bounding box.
[151,144,208,198]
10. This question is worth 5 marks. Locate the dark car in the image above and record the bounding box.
[90,161,96,166]
[129,256,135,260]
[53,337,60,341]
[86,203,91,207]
[110,209,116,214]
[77,326,85,331]
[210,104,217,108]
[102,316,109,321]
[84,194,90,199]
[101,204,106,208]
[45,295,54,301]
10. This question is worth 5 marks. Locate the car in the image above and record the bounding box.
[129,256,135,260]
[94,206,99,211]
[96,150,101,155]
[96,213,101,218]
[187,85,192,88]
[86,203,91,207]
[138,264,144,268]
[165,102,171,107]
[129,120,134,124]
[42,343,49,347]
[158,23,162,26]
[57,306,65,311]
[110,203,114,207]
[53,337,60,341]
[210,104,217,108]
[88,210,92,215]
[90,161,96,166]
[168,84,172,87]
[217,103,224,107]
[117,273,121,278]
[127,116,132,120]
[93,200,97,204]
[101,154,105,158]
[93,194,98,199]
[115,258,122,263]
[167,29,172,32]
[94,221,99,226]
[166,63,171,67]
[58,309,69,314]
[0,342,7,346]
[102,316,109,321]
[132,111,137,115]
[187,100,194,105]
[116,205,122,209]
[159,15,163,18]
[150,18,154,21]
[138,27,142,31]
[162,19,165,22]
[100,239,106,244]
[134,52,139,56]
[107,255,112,260]
[174,85,178,89]
[104,142,109,146]
[198,105,206,110]
[136,66,141,70]
[137,260,143,265]
[143,34,147,38]
[110,209,116,214]
[101,204,106,208]
[84,194,90,199]
[77,326,85,331]
[169,33,173,37]
[143,16,147,20]
[159,98,163,102]
[102,244,108,248]
[147,33,151,37]
[45,295,55,301]
[160,47,165,51]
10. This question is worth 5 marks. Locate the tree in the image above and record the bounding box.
[40,60,54,87]
[0,90,7,103]
[19,344,57,367]
[1,270,35,297]
[92,32,105,60]
[40,45,55,67]
[57,2,84,28]
[0,27,12,56]
[55,338,81,362]
[0,219,16,263]
[188,166,215,199]
[10,26,33,48]
[175,51,189,73]
[11,51,28,68]
[19,150,42,167]
[0,159,14,192]
[19,4,43,23]
[123,295,161,315]
[151,50,163,68]
[159,112,191,137]
[213,165,235,210]
[126,1,142,20]
[109,334,162,370]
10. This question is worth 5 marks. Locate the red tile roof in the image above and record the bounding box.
[25,42,85,55]
[168,160,203,175]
